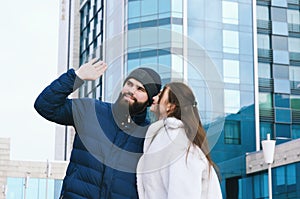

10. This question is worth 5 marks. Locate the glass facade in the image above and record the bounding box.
[79,0,104,99]
[76,0,300,198]
[258,0,300,144]
[6,177,62,199]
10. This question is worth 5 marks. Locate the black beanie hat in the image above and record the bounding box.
[124,67,162,106]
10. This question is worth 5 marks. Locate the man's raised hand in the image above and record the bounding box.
[75,58,108,81]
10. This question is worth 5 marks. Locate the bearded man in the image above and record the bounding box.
[34,58,161,199]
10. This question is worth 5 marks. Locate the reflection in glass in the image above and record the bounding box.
[288,38,300,53]
[260,122,273,141]
[223,59,240,83]
[257,34,270,49]
[222,1,238,24]
[259,93,272,108]
[223,30,239,54]
[256,6,269,21]
[224,89,240,113]
[292,125,300,139]
[258,63,271,78]
[224,120,241,144]
[274,93,290,108]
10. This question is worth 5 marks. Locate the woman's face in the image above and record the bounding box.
[150,87,170,119]
[149,91,161,113]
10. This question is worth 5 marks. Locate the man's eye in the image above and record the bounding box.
[126,81,133,86]
[138,87,146,92]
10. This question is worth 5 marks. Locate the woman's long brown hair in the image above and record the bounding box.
[159,82,216,172]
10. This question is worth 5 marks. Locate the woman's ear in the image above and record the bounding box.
[167,103,176,114]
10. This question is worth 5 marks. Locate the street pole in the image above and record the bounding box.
[268,164,272,199]
[261,134,275,199]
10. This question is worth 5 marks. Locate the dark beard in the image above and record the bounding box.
[116,93,148,116]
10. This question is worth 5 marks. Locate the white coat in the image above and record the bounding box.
[137,117,223,199]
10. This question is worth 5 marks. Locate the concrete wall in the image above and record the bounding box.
[246,138,300,174]
[0,138,68,199]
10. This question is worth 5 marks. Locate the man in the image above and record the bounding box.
[34,58,161,199]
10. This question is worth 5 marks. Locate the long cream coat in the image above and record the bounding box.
[137,117,223,199]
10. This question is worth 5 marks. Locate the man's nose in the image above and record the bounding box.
[128,86,137,94]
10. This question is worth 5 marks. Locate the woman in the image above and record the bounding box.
[137,82,222,199]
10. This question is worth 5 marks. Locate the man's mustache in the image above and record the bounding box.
[121,92,137,102]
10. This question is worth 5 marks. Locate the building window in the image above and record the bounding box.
[223,30,239,54]
[224,120,241,144]
[259,92,273,109]
[276,166,285,186]
[290,66,300,88]
[274,79,291,94]
[275,164,296,192]
[292,125,300,139]
[291,95,300,110]
[223,59,240,84]
[275,93,290,108]
[275,123,291,139]
[273,64,289,79]
[6,177,63,199]
[288,9,300,32]
[288,9,300,25]
[260,122,274,141]
[128,0,140,19]
[288,38,300,53]
[258,63,271,78]
[256,5,269,21]
[222,1,239,25]
[141,0,158,19]
[253,173,269,198]
[224,89,240,113]
[257,34,270,49]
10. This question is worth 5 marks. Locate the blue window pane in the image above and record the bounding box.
[158,54,171,80]
[128,0,140,18]
[7,178,24,199]
[140,57,158,69]
[276,166,285,186]
[263,173,269,197]
[127,59,140,72]
[292,125,300,139]
[275,123,291,139]
[260,122,273,141]
[274,79,290,94]
[159,0,170,13]
[272,21,288,36]
[291,95,300,110]
[141,0,158,16]
[224,120,241,144]
[287,164,296,185]
[273,50,289,65]
[275,109,291,123]
[275,94,290,108]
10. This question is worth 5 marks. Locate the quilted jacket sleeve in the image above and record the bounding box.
[34,69,84,126]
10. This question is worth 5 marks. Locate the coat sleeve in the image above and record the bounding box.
[34,69,84,126]
[165,156,206,199]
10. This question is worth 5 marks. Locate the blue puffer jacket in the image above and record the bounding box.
[34,69,149,199]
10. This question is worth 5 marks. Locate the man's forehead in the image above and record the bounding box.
[126,78,145,88]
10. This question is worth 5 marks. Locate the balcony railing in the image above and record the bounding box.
[290,52,300,66]
[259,108,274,122]
[259,78,274,92]
[288,23,300,33]
[292,110,300,123]
[257,20,272,34]
[258,49,273,62]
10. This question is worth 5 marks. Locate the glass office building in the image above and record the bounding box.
[76,0,300,198]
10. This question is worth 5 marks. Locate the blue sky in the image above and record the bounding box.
[0,1,59,160]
